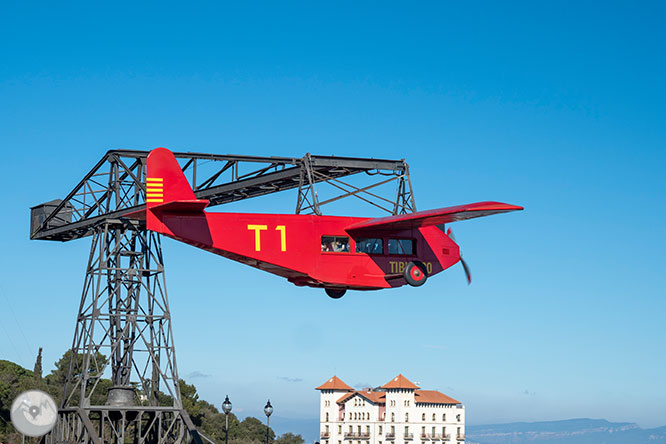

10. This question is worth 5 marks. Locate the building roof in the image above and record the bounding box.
[381,374,420,390]
[316,376,354,391]
[337,390,386,405]
[415,390,460,405]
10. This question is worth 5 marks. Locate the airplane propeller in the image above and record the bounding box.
[446,228,472,285]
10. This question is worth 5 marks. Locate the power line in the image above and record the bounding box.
[0,284,34,359]
[0,316,26,364]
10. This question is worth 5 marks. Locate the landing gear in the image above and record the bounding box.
[325,288,347,299]
[404,261,428,287]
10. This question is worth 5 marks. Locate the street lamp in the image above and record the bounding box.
[222,395,232,444]
[264,400,273,444]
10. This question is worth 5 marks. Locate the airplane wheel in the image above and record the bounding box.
[404,261,428,287]
[325,288,346,299]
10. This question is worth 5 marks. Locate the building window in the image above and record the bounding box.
[338,426,342,434]
[379,426,383,435]
[405,413,409,422]
[356,238,383,254]
[326,425,330,433]
[432,413,435,422]
[391,413,395,422]
[442,414,446,422]
[422,414,426,421]
[456,415,460,422]
[326,413,329,422]
[388,238,415,255]
[321,236,350,253]
[366,426,370,434]
[349,426,353,433]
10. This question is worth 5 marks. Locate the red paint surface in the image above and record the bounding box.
[142,148,522,292]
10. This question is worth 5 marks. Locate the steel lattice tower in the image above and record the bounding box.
[30,149,415,444]
[50,220,200,444]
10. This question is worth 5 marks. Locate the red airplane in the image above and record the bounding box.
[134,148,522,298]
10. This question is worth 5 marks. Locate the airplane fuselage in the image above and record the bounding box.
[149,210,461,290]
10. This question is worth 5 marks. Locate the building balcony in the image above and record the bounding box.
[442,434,451,441]
[320,432,330,439]
[385,433,395,440]
[344,433,370,440]
[456,435,465,441]
[404,433,414,440]
[421,434,446,441]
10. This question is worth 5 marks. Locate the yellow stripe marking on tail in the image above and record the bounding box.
[146,177,164,202]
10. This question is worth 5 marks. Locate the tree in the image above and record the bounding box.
[1,352,285,444]
[275,432,305,444]
[236,416,276,443]
[33,347,43,380]
[0,359,42,443]
[44,349,108,406]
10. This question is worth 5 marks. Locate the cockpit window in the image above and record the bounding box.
[355,238,383,254]
[388,239,415,255]
[321,236,350,253]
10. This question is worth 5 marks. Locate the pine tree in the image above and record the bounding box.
[33,347,43,380]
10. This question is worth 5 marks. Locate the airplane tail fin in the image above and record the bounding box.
[146,147,197,207]
[144,147,209,232]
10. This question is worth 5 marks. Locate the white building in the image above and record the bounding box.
[317,374,465,444]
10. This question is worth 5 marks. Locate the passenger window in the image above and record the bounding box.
[355,238,383,254]
[321,236,350,253]
[388,239,415,255]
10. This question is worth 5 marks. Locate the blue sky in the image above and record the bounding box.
[1,0,665,435]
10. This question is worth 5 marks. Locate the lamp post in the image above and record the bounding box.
[222,395,232,444]
[264,400,273,444]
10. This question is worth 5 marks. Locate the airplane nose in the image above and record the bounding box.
[446,228,471,285]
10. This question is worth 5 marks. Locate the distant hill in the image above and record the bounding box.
[467,418,666,444]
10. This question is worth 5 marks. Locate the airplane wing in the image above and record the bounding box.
[345,201,523,234]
